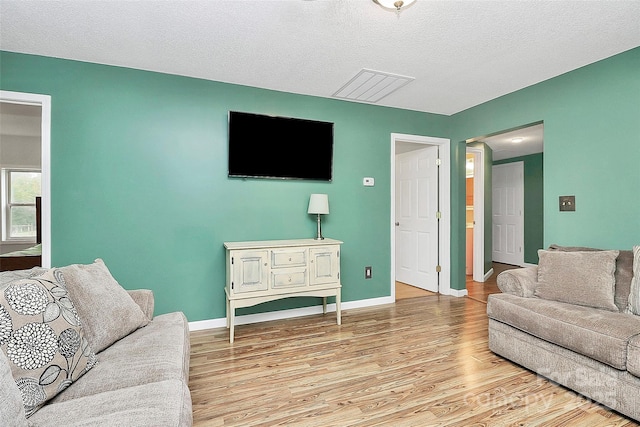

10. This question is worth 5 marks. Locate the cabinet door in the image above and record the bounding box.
[231,250,269,294]
[309,246,340,286]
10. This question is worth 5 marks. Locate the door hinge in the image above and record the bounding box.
[435,158,442,166]
[436,265,442,273]
[436,211,442,219]
[231,281,234,290]
[231,257,234,265]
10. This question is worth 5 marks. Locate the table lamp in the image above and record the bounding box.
[307,194,329,240]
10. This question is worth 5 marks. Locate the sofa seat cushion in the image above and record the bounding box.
[628,334,640,377]
[487,293,640,370]
[51,311,190,403]
[27,379,192,427]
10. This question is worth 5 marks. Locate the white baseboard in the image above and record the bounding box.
[484,268,494,281]
[188,295,395,332]
[522,262,537,267]
[449,288,468,297]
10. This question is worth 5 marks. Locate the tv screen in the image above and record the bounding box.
[228,111,334,181]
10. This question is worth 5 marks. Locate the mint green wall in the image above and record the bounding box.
[450,47,639,288]
[2,46,636,306]
[494,153,544,264]
[0,52,450,320]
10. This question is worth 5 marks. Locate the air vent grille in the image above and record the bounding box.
[333,69,414,103]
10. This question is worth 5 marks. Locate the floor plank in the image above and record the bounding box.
[189,294,638,426]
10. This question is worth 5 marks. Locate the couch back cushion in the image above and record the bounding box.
[548,244,633,312]
[535,249,619,311]
[0,351,28,427]
[626,245,640,315]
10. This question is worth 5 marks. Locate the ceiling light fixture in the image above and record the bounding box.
[511,138,524,143]
[373,0,417,15]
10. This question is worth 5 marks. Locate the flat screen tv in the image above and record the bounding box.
[228,111,334,181]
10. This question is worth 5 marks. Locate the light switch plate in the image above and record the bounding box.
[363,177,375,187]
[559,195,575,211]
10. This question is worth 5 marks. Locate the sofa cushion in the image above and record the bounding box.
[487,293,640,370]
[27,379,193,427]
[0,351,28,427]
[535,249,619,311]
[51,311,190,402]
[0,270,96,417]
[549,244,634,312]
[58,259,149,353]
[626,246,640,315]
[628,333,640,377]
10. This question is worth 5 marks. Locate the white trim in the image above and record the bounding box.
[391,133,451,298]
[522,262,537,268]
[466,147,485,282]
[449,288,468,297]
[484,267,494,282]
[188,296,395,332]
[0,91,51,268]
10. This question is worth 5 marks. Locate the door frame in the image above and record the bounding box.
[0,90,51,268]
[466,147,486,282]
[391,133,451,300]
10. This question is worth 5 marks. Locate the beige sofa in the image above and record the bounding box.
[487,245,640,421]
[0,261,192,426]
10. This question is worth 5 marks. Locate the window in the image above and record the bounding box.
[2,169,42,242]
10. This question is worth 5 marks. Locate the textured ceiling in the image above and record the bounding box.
[1,0,639,116]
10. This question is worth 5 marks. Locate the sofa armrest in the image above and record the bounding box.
[496,266,539,297]
[128,289,155,320]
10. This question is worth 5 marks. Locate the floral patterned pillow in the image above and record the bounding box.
[0,269,96,417]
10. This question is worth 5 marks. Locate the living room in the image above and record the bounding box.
[1,1,639,425]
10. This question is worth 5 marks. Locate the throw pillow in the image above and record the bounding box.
[0,269,96,417]
[548,244,633,311]
[535,249,619,311]
[626,246,640,315]
[57,259,149,353]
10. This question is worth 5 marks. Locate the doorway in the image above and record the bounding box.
[465,122,543,291]
[0,91,51,267]
[391,133,451,301]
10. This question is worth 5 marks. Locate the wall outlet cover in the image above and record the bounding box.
[559,195,575,211]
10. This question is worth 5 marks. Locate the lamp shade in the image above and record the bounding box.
[308,194,329,215]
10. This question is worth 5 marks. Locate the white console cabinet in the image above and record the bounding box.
[224,238,343,343]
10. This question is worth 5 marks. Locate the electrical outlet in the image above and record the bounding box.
[365,266,372,279]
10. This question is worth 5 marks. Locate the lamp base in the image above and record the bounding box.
[315,214,325,240]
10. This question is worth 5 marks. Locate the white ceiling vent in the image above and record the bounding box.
[333,69,415,103]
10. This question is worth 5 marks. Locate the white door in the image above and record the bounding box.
[395,146,439,292]
[492,162,524,266]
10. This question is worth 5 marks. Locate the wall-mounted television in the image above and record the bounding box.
[228,111,334,181]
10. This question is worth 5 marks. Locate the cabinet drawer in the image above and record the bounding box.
[271,249,307,268]
[271,268,307,288]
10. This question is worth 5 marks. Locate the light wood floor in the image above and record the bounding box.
[189,288,637,426]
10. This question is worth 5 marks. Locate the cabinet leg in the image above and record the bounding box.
[229,301,235,343]
[322,297,327,314]
[336,290,341,326]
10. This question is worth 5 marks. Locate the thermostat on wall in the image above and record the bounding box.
[363,177,375,187]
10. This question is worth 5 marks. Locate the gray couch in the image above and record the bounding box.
[487,246,640,421]
[0,262,192,426]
